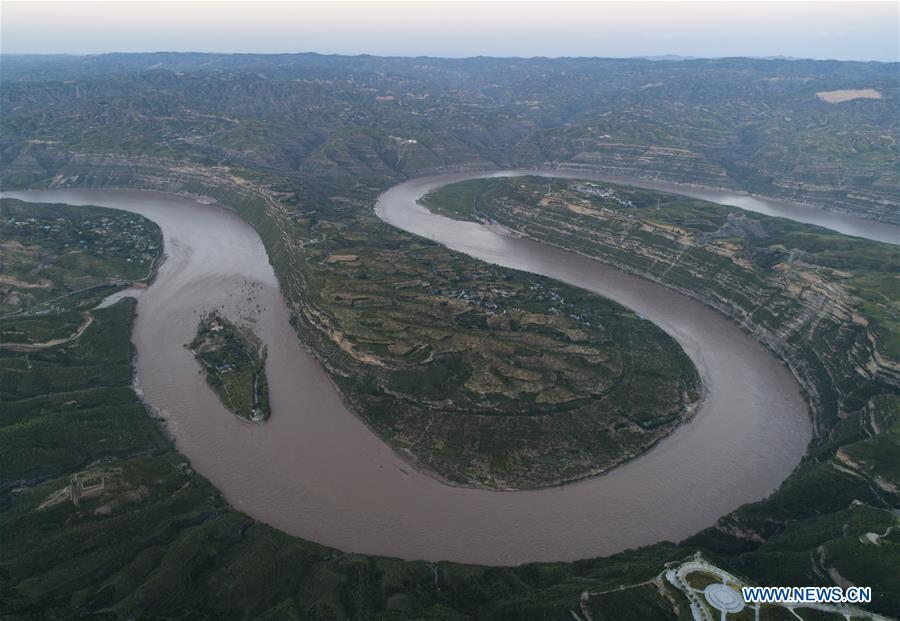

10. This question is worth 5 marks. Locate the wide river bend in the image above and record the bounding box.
[7,170,877,564]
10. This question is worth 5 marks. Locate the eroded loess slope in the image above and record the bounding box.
[2,56,897,224]
[0,199,165,488]
[424,177,900,435]
[0,198,161,317]
[1,159,700,489]
[2,195,898,619]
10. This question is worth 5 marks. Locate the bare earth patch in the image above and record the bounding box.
[816,89,882,103]
[1,312,93,351]
[0,274,52,289]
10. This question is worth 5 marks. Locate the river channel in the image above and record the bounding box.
[5,170,868,563]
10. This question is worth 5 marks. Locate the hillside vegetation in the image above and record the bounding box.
[189,312,271,423]
[424,176,900,614]
[2,54,897,223]
[424,177,900,433]
[2,245,896,616]
[4,53,897,488]
[1,54,898,618]
[1,279,896,618]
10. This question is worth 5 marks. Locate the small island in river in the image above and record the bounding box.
[189,312,271,423]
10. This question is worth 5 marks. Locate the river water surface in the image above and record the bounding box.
[490,168,899,245]
[5,172,872,564]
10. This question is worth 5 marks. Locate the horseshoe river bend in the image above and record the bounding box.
[13,168,887,564]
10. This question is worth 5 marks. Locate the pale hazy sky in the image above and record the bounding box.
[2,1,898,61]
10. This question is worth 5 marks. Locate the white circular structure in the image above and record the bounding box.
[704,583,745,613]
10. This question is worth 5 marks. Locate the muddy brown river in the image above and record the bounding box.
[8,170,883,564]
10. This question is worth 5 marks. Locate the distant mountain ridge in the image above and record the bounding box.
[3,51,897,224]
[2,50,897,82]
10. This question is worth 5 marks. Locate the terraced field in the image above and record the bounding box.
[1,191,897,619]
[1,51,898,619]
[424,176,900,434]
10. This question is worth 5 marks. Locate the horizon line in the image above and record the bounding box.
[2,50,898,64]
